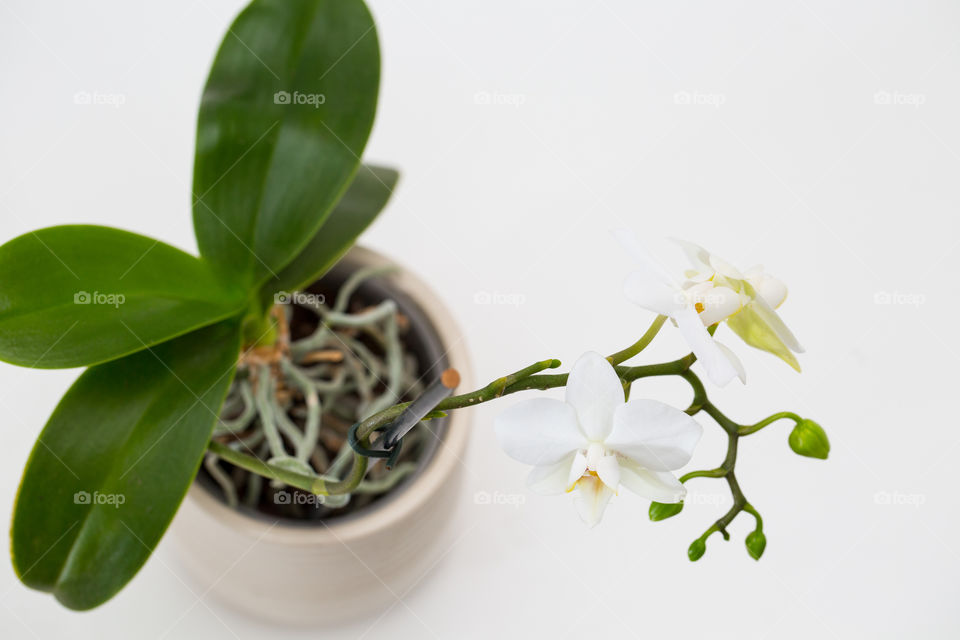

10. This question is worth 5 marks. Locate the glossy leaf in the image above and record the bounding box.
[0,225,246,369]
[11,320,242,610]
[193,0,380,287]
[259,163,398,301]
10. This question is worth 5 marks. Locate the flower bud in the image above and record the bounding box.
[649,500,684,521]
[745,530,766,560]
[688,538,706,561]
[788,419,830,460]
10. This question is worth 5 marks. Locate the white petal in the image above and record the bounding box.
[619,460,686,503]
[691,284,742,326]
[527,453,578,495]
[572,475,614,528]
[596,454,621,490]
[585,442,604,469]
[495,398,584,466]
[565,351,625,441]
[606,399,703,471]
[615,229,687,316]
[674,306,741,386]
[568,450,588,489]
[670,238,713,275]
[671,238,744,280]
[683,269,712,283]
[708,253,744,280]
[683,280,714,299]
[714,340,747,384]
[623,271,686,317]
[748,271,788,309]
[615,229,680,281]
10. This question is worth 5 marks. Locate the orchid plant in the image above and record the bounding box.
[0,0,828,615]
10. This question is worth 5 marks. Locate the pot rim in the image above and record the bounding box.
[184,245,472,545]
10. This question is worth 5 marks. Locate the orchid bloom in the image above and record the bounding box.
[495,351,702,527]
[614,230,803,385]
[614,229,746,386]
[674,238,804,371]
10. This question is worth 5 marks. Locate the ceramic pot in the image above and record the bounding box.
[170,246,471,625]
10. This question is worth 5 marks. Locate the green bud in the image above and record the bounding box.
[788,419,830,460]
[649,500,684,521]
[745,530,766,560]
[688,538,706,562]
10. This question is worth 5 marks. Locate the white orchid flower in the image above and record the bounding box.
[615,230,803,382]
[613,229,747,386]
[495,351,702,527]
[673,239,804,372]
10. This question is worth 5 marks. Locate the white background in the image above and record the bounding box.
[1,0,958,637]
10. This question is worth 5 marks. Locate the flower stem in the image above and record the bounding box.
[607,315,667,365]
[354,358,563,440]
[207,439,368,497]
[680,468,726,482]
[743,503,763,531]
[738,411,802,436]
[208,440,319,494]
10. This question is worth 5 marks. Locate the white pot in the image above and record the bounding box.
[170,246,471,625]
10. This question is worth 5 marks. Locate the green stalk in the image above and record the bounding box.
[607,315,667,365]
[738,411,802,436]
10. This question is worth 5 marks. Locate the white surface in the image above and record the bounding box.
[1,0,957,638]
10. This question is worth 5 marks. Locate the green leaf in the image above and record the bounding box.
[0,225,246,369]
[192,0,381,288]
[259,163,398,301]
[11,319,241,610]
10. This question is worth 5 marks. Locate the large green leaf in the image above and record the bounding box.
[11,319,241,610]
[259,163,398,302]
[0,225,246,369]
[192,0,380,288]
